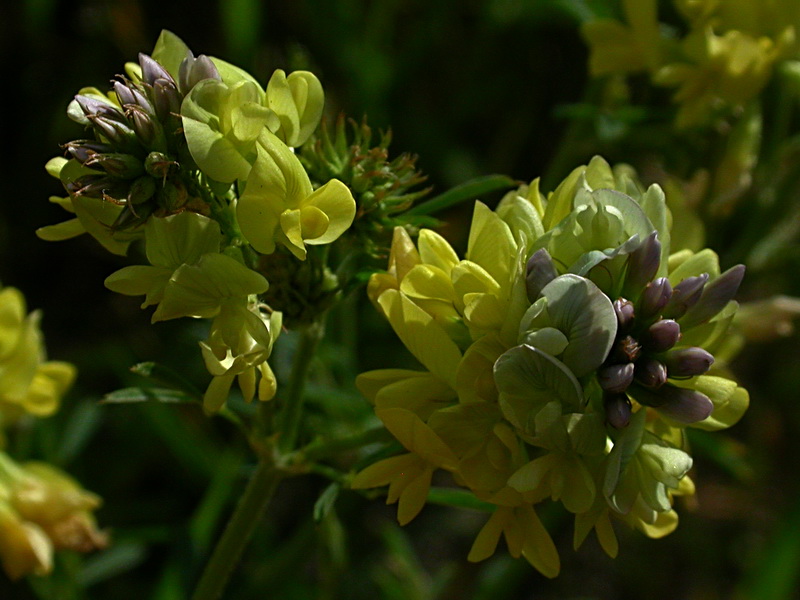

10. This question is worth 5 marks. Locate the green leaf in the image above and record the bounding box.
[78,543,147,587]
[101,387,198,405]
[130,361,204,399]
[313,482,342,522]
[405,174,517,216]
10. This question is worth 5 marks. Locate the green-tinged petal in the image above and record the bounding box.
[153,253,268,322]
[356,369,432,404]
[463,292,505,332]
[204,374,235,413]
[374,375,456,421]
[71,196,139,256]
[466,202,517,287]
[604,408,646,509]
[672,375,750,431]
[35,219,85,242]
[418,229,459,273]
[151,30,191,80]
[455,334,507,404]
[494,344,584,435]
[104,265,172,307]
[144,212,222,268]
[668,249,721,284]
[302,179,356,245]
[45,157,68,179]
[377,290,462,388]
[400,265,456,303]
[518,505,561,578]
[376,408,458,469]
[468,509,507,562]
[397,466,432,525]
[351,453,419,490]
[266,69,300,145]
[287,71,324,146]
[209,56,263,89]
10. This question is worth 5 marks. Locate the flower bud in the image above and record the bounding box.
[635,358,668,388]
[139,53,173,86]
[639,277,672,319]
[623,231,661,297]
[74,95,125,121]
[631,384,713,424]
[88,114,136,149]
[65,140,113,164]
[127,175,157,205]
[67,174,123,199]
[598,362,635,393]
[613,298,635,331]
[679,265,745,329]
[112,81,137,108]
[127,106,165,151]
[643,318,681,352]
[663,347,715,377]
[112,202,154,230]
[144,151,176,179]
[152,78,182,121]
[664,274,708,319]
[605,393,632,429]
[179,54,221,94]
[85,152,144,179]
[526,248,558,302]
[157,181,184,212]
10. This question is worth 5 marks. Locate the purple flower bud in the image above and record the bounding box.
[598,363,635,393]
[623,231,661,297]
[152,79,182,122]
[679,265,746,330]
[178,54,221,94]
[613,298,635,331]
[65,140,113,163]
[605,394,632,429]
[85,153,144,179]
[526,248,558,302]
[633,384,713,424]
[75,95,125,121]
[635,358,668,388]
[663,347,715,377]
[643,318,681,352]
[139,53,174,86]
[88,115,136,148]
[663,274,709,319]
[127,106,165,151]
[638,277,673,319]
[67,175,129,200]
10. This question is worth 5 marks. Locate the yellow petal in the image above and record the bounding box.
[302,179,356,245]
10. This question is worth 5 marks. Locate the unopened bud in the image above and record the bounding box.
[632,384,713,424]
[623,231,661,297]
[526,248,558,302]
[605,393,632,429]
[178,54,221,94]
[127,106,165,151]
[635,358,668,388]
[85,153,143,179]
[88,115,136,149]
[664,274,708,319]
[74,95,124,121]
[613,298,635,331]
[639,277,672,319]
[139,53,173,86]
[112,81,137,107]
[598,362,635,393]
[65,140,113,164]
[127,176,157,205]
[144,152,176,179]
[679,265,745,329]
[643,318,681,352]
[663,347,714,377]
[152,79,182,121]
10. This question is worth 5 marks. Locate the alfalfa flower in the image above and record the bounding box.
[0,287,75,423]
[353,156,749,577]
[0,452,106,580]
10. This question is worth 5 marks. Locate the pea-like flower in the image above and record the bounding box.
[0,287,76,422]
[353,156,749,577]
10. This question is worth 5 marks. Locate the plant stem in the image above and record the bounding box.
[190,456,283,600]
[278,321,325,453]
[192,319,325,599]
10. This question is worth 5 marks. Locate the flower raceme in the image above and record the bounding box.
[352,156,749,577]
[38,30,357,412]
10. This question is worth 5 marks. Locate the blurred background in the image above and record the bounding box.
[2,0,799,598]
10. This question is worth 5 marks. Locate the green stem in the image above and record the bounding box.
[299,426,390,462]
[278,321,325,453]
[190,456,283,600]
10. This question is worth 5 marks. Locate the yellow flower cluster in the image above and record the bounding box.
[583,0,797,128]
[353,157,749,576]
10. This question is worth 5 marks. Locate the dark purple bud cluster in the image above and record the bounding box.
[63,51,218,230]
[600,238,745,428]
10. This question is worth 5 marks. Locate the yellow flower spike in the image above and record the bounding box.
[376,289,462,388]
[236,133,355,258]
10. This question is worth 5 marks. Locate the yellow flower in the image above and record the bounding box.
[0,287,76,422]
